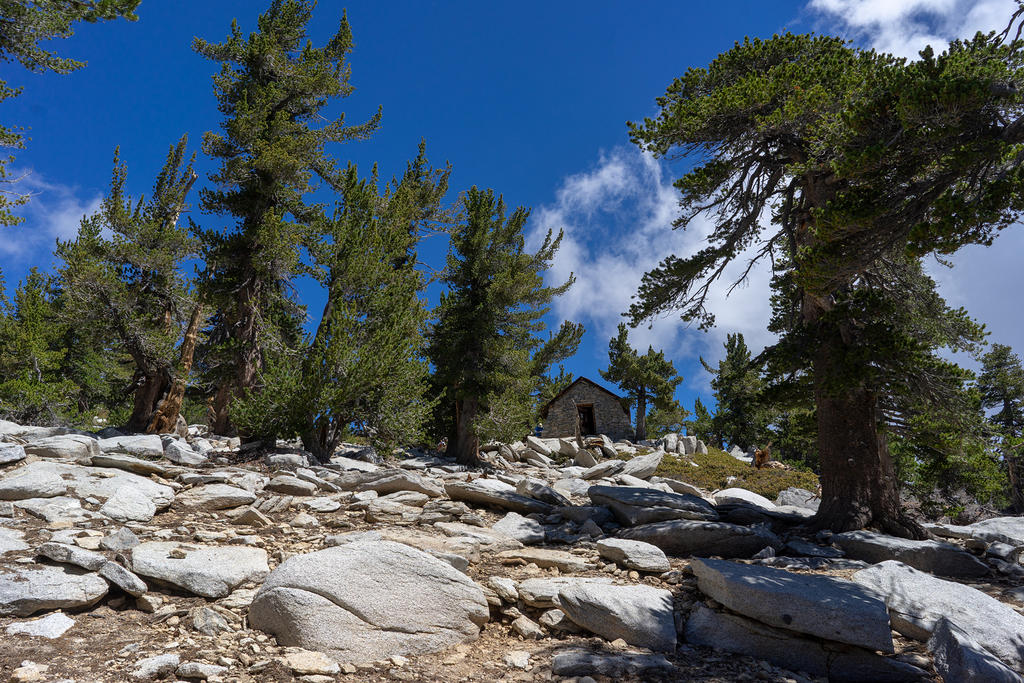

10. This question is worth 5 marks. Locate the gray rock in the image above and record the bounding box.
[176,662,228,680]
[131,541,269,598]
[649,476,705,498]
[713,487,776,509]
[621,518,781,558]
[696,439,708,455]
[558,583,676,652]
[517,577,613,608]
[98,434,164,458]
[587,485,718,526]
[662,433,679,453]
[524,435,552,456]
[23,434,99,462]
[620,452,663,479]
[492,512,545,544]
[351,470,444,497]
[690,558,893,652]
[14,496,97,523]
[515,477,571,507]
[574,449,598,468]
[434,522,524,552]
[685,604,929,682]
[967,517,1024,546]
[0,469,66,500]
[552,477,591,497]
[784,538,845,558]
[99,485,157,522]
[444,481,552,515]
[596,538,670,572]
[191,606,231,635]
[5,611,75,639]
[550,650,675,678]
[488,576,518,602]
[0,527,28,555]
[0,442,26,465]
[835,530,989,578]
[854,560,1024,671]
[266,474,318,496]
[249,540,489,664]
[928,617,1023,682]
[37,542,107,571]
[163,440,205,466]
[176,483,256,510]
[101,527,140,551]
[91,453,169,477]
[11,461,173,508]
[512,614,545,639]
[0,564,108,616]
[98,561,147,596]
[495,547,593,572]
[132,653,180,680]
[580,460,625,480]
[775,487,821,511]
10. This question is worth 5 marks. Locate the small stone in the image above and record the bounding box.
[6,612,75,639]
[132,653,180,680]
[505,650,531,669]
[191,606,231,636]
[290,511,319,528]
[136,594,162,613]
[11,661,49,682]
[175,661,228,680]
[282,648,341,675]
[512,615,545,640]
[101,527,141,551]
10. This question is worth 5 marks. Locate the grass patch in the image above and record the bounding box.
[654,447,819,500]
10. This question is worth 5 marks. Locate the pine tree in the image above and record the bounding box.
[977,343,1024,511]
[56,137,200,432]
[0,268,76,423]
[600,323,682,441]
[687,397,717,447]
[0,0,139,225]
[701,333,766,452]
[427,187,583,465]
[193,0,381,433]
[645,400,689,440]
[233,145,450,461]
[628,26,1024,536]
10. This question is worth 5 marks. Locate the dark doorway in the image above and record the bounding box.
[577,404,596,435]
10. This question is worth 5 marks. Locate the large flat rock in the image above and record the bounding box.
[176,484,256,510]
[620,452,663,479]
[249,540,488,664]
[550,650,675,678]
[620,519,782,559]
[0,564,109,616]
[587,485,717,526]
[558,583,676,652]
[966,517,1024,546]
[685,604,929,683]
[690,558,893,652]
[0,469,66,500]
[11,461,173,509]
[97,434,164,458]
[854,560,1024,672]
[131,542,268,598]
[444,481,551,515]
[928,617,1024,683]
[596,538,670,572]
[496,547,593,572]
[22,434,98,462]
[516,577,614,608]
[350,470,444,498]
[835,530,989,578]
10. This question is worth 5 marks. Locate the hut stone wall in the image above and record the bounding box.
[541,380,633,441]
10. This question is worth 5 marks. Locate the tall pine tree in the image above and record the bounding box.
[56,137,200,433]
[978,343,1024,511]
[427,187,583,465]
[701,333,766,452]
[194,0,381,432]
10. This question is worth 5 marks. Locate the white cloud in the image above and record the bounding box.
[527,147,776,391]
[2,170,101,258]
[808,0,1016,59]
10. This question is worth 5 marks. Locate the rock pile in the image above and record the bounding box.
[0,420,1022,681]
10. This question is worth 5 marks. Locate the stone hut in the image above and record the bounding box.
[539,377,632,441]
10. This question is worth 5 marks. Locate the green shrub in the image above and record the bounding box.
[654,447,819,500]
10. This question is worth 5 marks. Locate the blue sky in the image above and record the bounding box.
[4,0,1023,420]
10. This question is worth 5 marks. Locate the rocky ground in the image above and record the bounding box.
[0,421,1022,682]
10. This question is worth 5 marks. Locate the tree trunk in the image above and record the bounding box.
[810,326,927,538]
[209,281,262,435]
[452,397,481,467]
[635,386,647,441]
[127,369,171,433]
[1008,448,1024,513]
[147,303,203,434]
